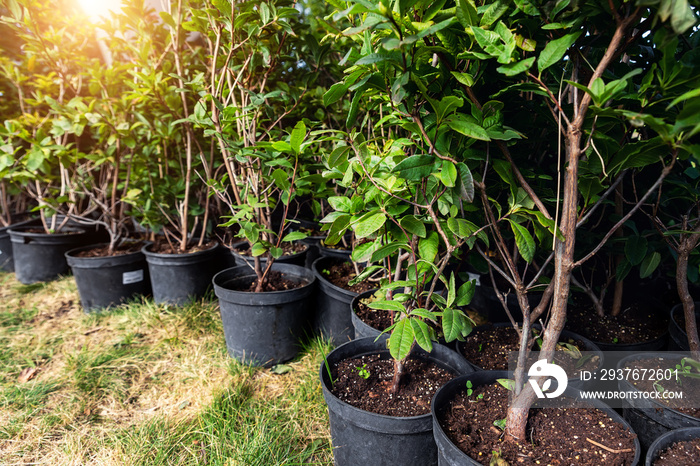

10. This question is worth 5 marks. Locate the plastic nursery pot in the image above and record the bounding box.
[311,256,357,345]
[645,426,700,465]
[320,335,474,466]
[230,241,308,268]
[142,241,224,305]
[213,263,315,367]
[0,218,35,273]
[617,353,700,452]
[351,288,382,340]
[65,243,151,312]
[9,226,88,284]
[668,303,700,351]
[431,371,641,466]
[456,323,604,390]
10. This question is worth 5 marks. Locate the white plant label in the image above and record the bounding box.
[122,270,144,285]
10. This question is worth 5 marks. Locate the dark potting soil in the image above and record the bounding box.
[321,259,374,294]
[150,240,218,255]
[354,296,394,331]
[22,227,81,235]
[622,356,700,418]
[458,325,600,376]
[235,241,307,257]
[73,241,145,258]
[565,302,667,345]
[229,270,309,293]
[438,383,638,465]
[653,437,700,465]
[330,353,454,416]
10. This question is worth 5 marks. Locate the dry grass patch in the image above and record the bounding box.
[0,271,334,465]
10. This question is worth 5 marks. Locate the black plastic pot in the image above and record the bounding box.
[645,426,700,465]
[143,242,225,305]
[668,303,700,351]
[456,323,604,390]
[213,263,315,367]
[230,241,308,268]
[312,256,357,345]
[0,218,35,272]
[66,243,151,312]
[432,371,641,465]
[320,336,473,466]
[351,288,382,340]
[9,226,88,284]
[319,241,352,261]
[618,353,700,452]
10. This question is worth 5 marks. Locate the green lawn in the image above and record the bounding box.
[0,272,334,465]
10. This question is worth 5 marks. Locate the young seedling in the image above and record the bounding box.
[355,364,370,380]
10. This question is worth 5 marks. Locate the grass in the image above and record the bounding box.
[0,271,334,465]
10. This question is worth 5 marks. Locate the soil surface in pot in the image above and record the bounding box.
[622,356,700,418]
[565,302,667,345]
[330,353,453,416]
[438,382,637,465]
[150,240,218,255]
[653,437,700,465]
[459,325,600,376]
[320,259,373,294]
[227,270,309,292]
[73,241,145,258]
[21,227,81,235]
[234,241,307,257]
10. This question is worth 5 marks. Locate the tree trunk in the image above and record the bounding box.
[676,223,700,359]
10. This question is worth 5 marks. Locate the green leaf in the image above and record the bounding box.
[640,252,661,279]
[371,242,408,262]
[445,115,491,141]
[418,232,439,262]
[271,168,290,191]
[251,242,268,257]
[400,215,427,238]
[355,53,400,66]
[496,57,535,76]
[625,236,648,266]
[497,378,515,391]
[410,318,433,353]
[442,308,472,342]
[456,280,476,306]
[283,231,307,242]
[457,163,475,203]
[393,155,436,180]
[447,273,456,307]
[451,72,474,87]
[389,319,414,361]
[538,32,581,74]
[616,258,632,282]
[369,299,405,312]
[455,0,478,28]
[354,212,387,238]
[328,196,352,212]
[346,88,365,128]
[290,121,306,155]
[439,160,458,187]
[508,220,535,263]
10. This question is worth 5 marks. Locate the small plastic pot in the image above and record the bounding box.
[9,226,88,284]
[66,243,151,311]
[645,426,700,465]
[320,335,473,465]
[311,256,357,345]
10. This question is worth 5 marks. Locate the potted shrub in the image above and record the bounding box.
[118,2,225,306]
[192,0,334,365]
